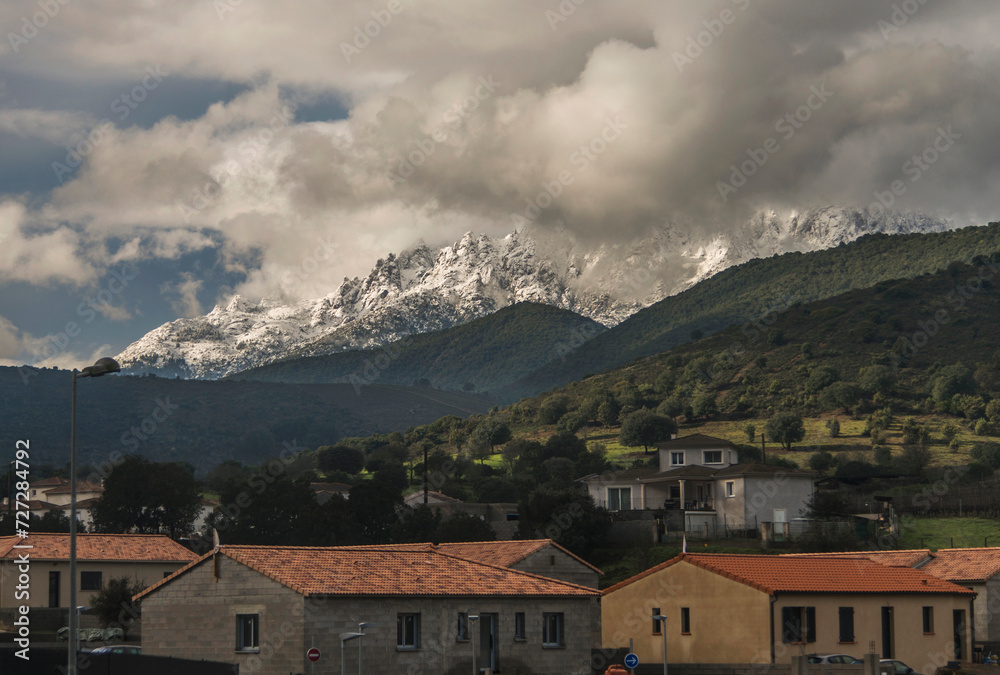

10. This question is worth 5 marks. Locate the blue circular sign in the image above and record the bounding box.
[624,653,639,668]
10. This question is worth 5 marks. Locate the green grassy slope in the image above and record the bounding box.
[506,223,1000,399]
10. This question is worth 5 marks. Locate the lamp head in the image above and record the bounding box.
[79,357,121,378]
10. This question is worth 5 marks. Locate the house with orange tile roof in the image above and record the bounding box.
[137,544,601,675]
[785,547,1000,645]
[0,533,197,610]
[581,434,816,535]
[602,553,975,670]
[339,539,602,588]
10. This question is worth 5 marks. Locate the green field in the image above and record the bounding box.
[896,517,1000,550]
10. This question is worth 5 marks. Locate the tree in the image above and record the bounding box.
[931,364,975,406]
[556,412,588,434]
[821,382,862,413]
[825,419,840,438]
[317,445,365,475]
[859,365,896,396]
[597,400,621,427]
[90,456,202,539]
[471,420,512,452]
[808,450,835,474]
[537,395,570,425]
[391,505,442,543]
[896,444,932,477]
[805,367,839,394]
[692,390,718,419]
[516,488,609,557]
[436,511,497,543]
[36,508,73,533]
[89,576,145,638]
[618,409,678,454]
[764,413,805,451]
[743,423,756,444]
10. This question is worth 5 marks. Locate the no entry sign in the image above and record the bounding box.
[307,647,321,662]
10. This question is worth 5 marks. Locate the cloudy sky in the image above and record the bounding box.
[1,0,999,368]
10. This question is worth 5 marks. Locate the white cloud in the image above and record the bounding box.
[0,108,94,144]
[161,272,204,318]
[2,0,1000,312]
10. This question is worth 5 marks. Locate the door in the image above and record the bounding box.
[881,607,895,658]
[773,509,787,542]
[48,571,60,608]
[479,613,498,673]
[953,609,966,659]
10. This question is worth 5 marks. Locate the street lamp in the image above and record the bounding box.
[340,632,364,674]
[69,357,120,675]
[652,613,668,675]
[358,621,376,675]
[468,614,479,675]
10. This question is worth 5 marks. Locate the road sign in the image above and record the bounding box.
[307,647,321,662]
[624,653,639,668]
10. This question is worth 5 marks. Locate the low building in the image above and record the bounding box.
[602,552,975,670]
[138,544,601,675]
[0,533,198,609]
[786,547,1000,645]
[581,434,815,534]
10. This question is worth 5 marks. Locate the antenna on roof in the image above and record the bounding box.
[212,528,220,550]
[682,533,687,553]
[212,528,221,582]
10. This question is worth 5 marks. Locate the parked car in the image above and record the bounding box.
[807,654,862,664]
[87,645,141,655]
[880,659,922,675]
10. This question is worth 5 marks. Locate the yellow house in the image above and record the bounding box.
[602,553,975,672]
[0,533,198,609]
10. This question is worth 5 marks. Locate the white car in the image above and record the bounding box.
[880,659,922,675]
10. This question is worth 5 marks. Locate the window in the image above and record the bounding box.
[669,486,681,500]
[671,452,685,466]
[397,613,420,649]
[457,612,469,641]
[725,481,735,497]
[703,450,723,464]
[542,612,564,647]
[781,606,816,644]
[922,606,934,634]
[236,614,259,652]
[80,571,103,591]
[514,612,526,640]
[839,607,855,643]
[607,487,632,511]
[680,607,691,634]
[651,607,661,635]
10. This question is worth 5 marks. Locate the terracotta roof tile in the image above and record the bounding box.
[137,545,601,600]
[0,533,198,563]
[782,549,934,568]
[605,553,975,596]
[41,481,103,495]
[920,548,1000,582]
[331,539,602,574]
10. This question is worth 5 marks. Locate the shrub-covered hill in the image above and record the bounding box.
[520,253,1000,428]
[0,367,492,474]
[228,302,604,392]
[505,222,1000,400]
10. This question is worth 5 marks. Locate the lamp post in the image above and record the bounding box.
[340,632,364,674]
[69,357,120,675]
[357,621,376,675]
[468,614,479,675]
[652,613,668,675]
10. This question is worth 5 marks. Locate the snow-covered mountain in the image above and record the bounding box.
[116,207,953,379]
